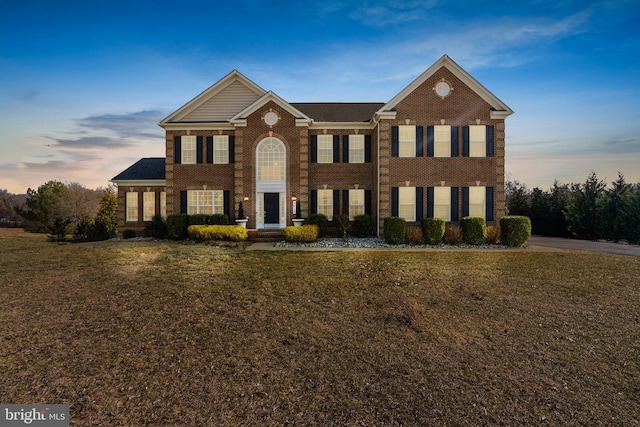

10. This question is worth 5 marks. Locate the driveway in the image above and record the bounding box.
[528,236,640,257]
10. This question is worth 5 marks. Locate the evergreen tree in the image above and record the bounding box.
[564,172,606,240]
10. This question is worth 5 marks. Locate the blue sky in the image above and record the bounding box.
[1,0,639,194]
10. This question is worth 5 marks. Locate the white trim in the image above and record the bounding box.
[230,91,312,123]
[308,121,375,130]
[111,180,166,186]
[378,55,513,117]
[161,123,235,131]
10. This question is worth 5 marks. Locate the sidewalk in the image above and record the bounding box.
[528,236,640,257]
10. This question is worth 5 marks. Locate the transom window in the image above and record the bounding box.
[257,137,285,181]
[469,125,486,157]
[213,135,229,164]
[143,192,155,221]
[317,189,333,220]
[349,189,365,220]
[434,125,451,157]
[317,135,333,164]
[433,187,451,221]
[469,186,486,217]
[349,135,365,164]
[398,125,416,157]
[181,135,197,164]
[398,187,416,221]
[187,190,223,215]
[126,192,138,222]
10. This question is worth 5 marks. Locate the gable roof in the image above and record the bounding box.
[229,91,313,126]
[111,158,165,182]
[291,103,384,122]
[379,55,514,119]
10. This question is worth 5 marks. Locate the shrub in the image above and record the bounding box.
[187,225,248,242]
[167,214,189,240]
[122,229,137,239]
[353,214,371,238]
[405,226,424,245]
[146,215,168,239]
[485,225,501,245]
[384,217,406,244]
[500,216,532,247]
[461,216,486,245]
[443,224,463,245]
[282,224,319,243]
[334,214,350,239]
[308,214,329,237]
[188,214,208,225]
[421,218,445,245]
[209,214,229,225]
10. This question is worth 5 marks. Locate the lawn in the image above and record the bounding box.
[1,228,639,426]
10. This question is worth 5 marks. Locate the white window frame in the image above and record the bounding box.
[317,135,333,164]
[187,190,223,215]
[469,186,486,218]
[469,125,486,157]
[181,135,197,164]
[213,135,229,164]
[398,125,416,158]
[349,189,365,220]
[398,187,416,221]
[126,192,138,222]
[434,125,451,157]
[433,187,451,221]
[160,192,166,219]
[143,192,155,221]
[317,189,333,220]
[349,135,365,164]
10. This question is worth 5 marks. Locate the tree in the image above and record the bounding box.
[596,172,631,242]
[505,179,530,217]
[17,181,68,234]
[94,186,118,239]
[564,172,606,240]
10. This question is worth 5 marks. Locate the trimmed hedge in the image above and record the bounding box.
[167,214,189,240]
[187,225,248,242]
[461,216,486,245]
[353,214,371,238]
[500,216,532,247]
[282,224,319,243]
[308,214,329,237]
[421,218,445,245]
[384,217,406,244]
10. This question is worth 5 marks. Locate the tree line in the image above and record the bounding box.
[506,172,640,243]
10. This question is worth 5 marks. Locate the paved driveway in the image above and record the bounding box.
[528,236,640,257]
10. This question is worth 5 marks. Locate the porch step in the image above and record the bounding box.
[249,229,284,243]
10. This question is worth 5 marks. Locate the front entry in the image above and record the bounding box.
[264,193,280,225]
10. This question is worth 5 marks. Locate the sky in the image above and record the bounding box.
[1,0,639,194]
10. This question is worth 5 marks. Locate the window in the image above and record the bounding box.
[160,192,166,219]
[317,189,333,220]
[187,190,223,215]
[398,125,416,157]
[126,192,138,222]
[143,192,155,221]
[349,135,365,163]
[469,125,486,157]
[433,187,451,221]
[398,187,416,221]
[257,137,285,181]
[434,125,451,157]
[181,135,197,164]
[349,189,365,220]
[469,186,486,217]
[317,135,333,163]
[213,135,229,164]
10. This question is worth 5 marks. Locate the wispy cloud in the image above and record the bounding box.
[76,110,165,139]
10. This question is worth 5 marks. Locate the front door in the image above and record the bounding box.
[264,193,280,225]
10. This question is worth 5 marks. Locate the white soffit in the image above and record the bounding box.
[230,91,313,124]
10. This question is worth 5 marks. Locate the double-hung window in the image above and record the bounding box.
[468,186,486,217]
[349,135,365,163]
[398,125,416,157]
[469,125,486,157]
[317,189,333,220]
[213,135,229,164]
[433,187,451,221]
[348,189,365,220]
[181,135,197,164]
[126,192,138,222]
[187,190,223,215]
[434,125,451,157]
[317,135,333,163]
[398,187,416,221]
[143,192,155,221]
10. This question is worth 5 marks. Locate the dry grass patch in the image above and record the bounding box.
[1,229,639,425]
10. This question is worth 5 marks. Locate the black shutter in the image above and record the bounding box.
[342,190,349,215]
[206,136,213,164]
[311,190,318,215]
[333,135,340,163]
[364,135,372,163]
[451,187,459,221]
[462,126,470,157]
[426,126,434,157]
[223,190,230,219]
[310,135,318,163]
[416,187,424,221]
[174,136,182,164]
[486,187,494,221]
[391,126,399,157]
[343,135,349,163]
[180,190,187,214]
[333,190,340,218]
[365,189,372,216]
[196,136,203,164]
[426,187,434,218]
[391,187,399,217]
[229,136,235,163]
[451,126,459,157]
[462,187,469,218]
[486,126,494,157]
[416,126,424,157]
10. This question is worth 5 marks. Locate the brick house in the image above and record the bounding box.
[112,55,513,236]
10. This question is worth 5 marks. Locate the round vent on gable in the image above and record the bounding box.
[264,111,279,126]
[434,80,452,99]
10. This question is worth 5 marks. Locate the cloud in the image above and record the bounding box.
[349,0,441,27]
[76,110,165,139]
[46,135,132,149]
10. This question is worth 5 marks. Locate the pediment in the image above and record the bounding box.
[230,91,312,126]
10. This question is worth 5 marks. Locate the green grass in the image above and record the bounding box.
[1,229,639,425]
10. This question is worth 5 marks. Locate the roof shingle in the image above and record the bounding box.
[112,158,165,181]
